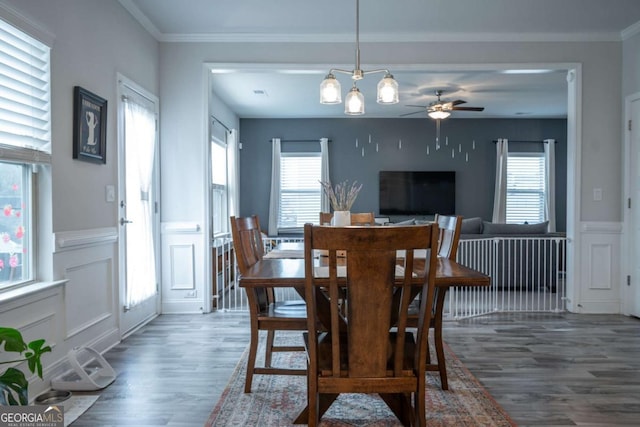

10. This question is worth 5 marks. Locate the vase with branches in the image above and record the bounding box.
[319,180,363,212]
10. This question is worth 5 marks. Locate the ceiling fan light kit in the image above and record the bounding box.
[319,0,399,115]
[403,90,485,120]
[428,109,451,120]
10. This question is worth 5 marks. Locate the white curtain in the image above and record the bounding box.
[492,138,509,223]
[268,138,281,235]
[320,137,330,212]
[226,129,240,218]
[124,98,157,308]
[544,139,556,232]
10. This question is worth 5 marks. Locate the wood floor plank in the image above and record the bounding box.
[70,311,640,426]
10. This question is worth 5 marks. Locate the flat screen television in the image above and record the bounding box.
[379,171,455,216]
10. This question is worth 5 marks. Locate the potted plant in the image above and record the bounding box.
[0,327,51,405]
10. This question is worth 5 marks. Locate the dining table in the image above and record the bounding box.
[239,241,491,424]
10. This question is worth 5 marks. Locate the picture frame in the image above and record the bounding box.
[73,86,107,164]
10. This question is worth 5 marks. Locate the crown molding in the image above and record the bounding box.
[622,20,640,40]
[158,30,623,44]
[118,0,162,41]
[0,0,55,46]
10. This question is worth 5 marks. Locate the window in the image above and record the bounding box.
[278,153,322,231]
[506,154,545,224]
[211,138,228,236]
[0,18,51,290]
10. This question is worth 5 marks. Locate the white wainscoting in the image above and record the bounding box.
[0,227,120,401]
[161,222,207,313]
[53,227,120,352]
[575,221,623,313]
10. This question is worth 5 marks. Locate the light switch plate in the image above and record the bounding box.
[106,185,115,202]
[593,188,602,201]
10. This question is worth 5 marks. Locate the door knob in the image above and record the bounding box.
[120,218,133,226]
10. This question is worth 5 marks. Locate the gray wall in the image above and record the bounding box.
[3,0,159,232]
[239,118,567,232]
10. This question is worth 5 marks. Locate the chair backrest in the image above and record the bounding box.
[303,224,438,379]
[230,215,265,275]
[434,214,463,259]
[318,212,376,226]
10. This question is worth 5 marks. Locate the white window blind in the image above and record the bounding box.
[279,153,321,230]
[0,18,51,161]
[506,154,545,224]
[0,17,50,289]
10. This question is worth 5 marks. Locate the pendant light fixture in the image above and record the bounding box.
[319,0,399,115]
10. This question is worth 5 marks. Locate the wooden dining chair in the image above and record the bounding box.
[408,214,463,390]
[318,211,375,225]
[302,224,438,427]
[229,215,307,393]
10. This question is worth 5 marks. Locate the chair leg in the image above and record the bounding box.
[244,325,259,393]
[434,288,448,390]
[307,369,318,427]
[415,376,426,427]
[265,330,275,367]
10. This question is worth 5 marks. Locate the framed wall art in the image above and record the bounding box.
[73,86,107,164]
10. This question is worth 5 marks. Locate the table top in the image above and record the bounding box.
[240,255,490,289]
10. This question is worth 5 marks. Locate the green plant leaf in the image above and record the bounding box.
[0,367,29,405]
[26,339,51,378]
[0,327,27,354]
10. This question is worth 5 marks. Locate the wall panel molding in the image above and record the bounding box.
[161,224,206,313]
[54,227,118,252]
[576,222,622,313]
[169,244,196,290]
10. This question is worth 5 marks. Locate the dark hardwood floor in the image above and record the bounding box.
[69,311,640,426]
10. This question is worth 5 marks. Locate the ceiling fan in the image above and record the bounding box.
[401,90,485,119]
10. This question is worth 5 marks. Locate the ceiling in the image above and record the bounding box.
[120,0,640,119]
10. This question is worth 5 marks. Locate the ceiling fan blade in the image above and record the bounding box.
[451,100,467,106]
[400,110,426,117]
[452,106,485,111]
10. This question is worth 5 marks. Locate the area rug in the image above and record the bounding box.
[205,333,516,426]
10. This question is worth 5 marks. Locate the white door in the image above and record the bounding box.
[117,76,161,335]
[629,96,640,317]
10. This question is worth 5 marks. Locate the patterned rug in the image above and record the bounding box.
[205,333,516,426]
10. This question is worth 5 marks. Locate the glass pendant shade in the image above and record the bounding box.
[320,74,342,104]
[345,86,365,115]
[428,110,451,120]
[376,74,399,104]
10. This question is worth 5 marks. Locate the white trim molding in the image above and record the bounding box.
[54,227,118,252]
[161,222,202,234]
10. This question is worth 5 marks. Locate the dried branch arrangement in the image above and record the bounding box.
[320,180,363,211]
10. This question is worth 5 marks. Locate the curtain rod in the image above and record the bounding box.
[269,139,332,143]
[211,115,231,132]
[492,139,556,143]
